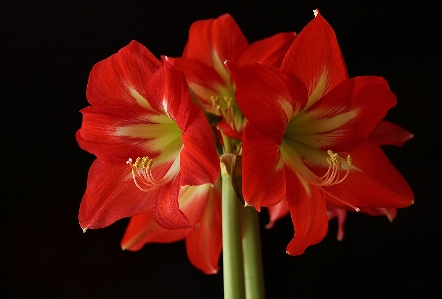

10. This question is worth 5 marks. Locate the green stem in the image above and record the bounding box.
[221,133,233,154]
[222,162,245,299]
[243,207,265,299]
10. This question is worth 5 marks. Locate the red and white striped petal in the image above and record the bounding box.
[227,62,307,145]
[77,103,181,164]
[182,14,248,69]
[87,40,161,109]
[143,62,220,185]
[286,76,397,152]
[281,12,348,110]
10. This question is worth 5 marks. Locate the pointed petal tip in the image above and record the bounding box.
[244,202,260,212]
[82,227,88,233]
[207,269,219,275]
[285,249,304,256]
[121,246,126,251]
[313,9,320,17]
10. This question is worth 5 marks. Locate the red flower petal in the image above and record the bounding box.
[242,125,286,208]
[87,40,161,108]
[173,57,225,103]
[281,14,348,109]
[152,173,192,229]
[76,103,164,163]
[266,198,289,229]
[226,62,307,145]
[180,104,220,185]
[285,168,328,255]
[324,142,414,209]
[292,76,397,151]
[185,183,222,274]
[121,184,216,250]
[79,159,158,230]
[236,32,296,67]
[121,211,190,251]
[146,63,220,185]
[369,120,414,147]
[358,207,397,222]
[326,202,347,241]
[182,14,248,67]
[217,119,243,140]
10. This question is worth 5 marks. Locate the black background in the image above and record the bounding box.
[4,0,440,298]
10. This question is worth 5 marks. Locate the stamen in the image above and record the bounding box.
[211,96,223,116]
[314,150,352,187]
[222,97,237,133]
[211,94,240,133]
[126,156,178,192]
[305,150,358,212]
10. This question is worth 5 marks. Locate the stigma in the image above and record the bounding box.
[126,156,178,192]
[315,150,352,187]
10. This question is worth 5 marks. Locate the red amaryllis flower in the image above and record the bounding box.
[227,11,414,255]
[266,120,413,239]
[121,180,222,274]
[173,14,296,139]
[76,41,219,230]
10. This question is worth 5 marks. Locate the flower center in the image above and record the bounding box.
[126,156,180,192]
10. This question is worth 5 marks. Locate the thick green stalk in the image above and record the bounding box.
[222,162,245,299]
[243,207,265,299]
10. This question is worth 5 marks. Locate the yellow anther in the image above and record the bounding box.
[327,150,341,168]
[347,155,352,167]
[141,157,148,168]
[133,157,141,169]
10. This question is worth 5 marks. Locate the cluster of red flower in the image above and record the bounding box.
[76,11,413,274]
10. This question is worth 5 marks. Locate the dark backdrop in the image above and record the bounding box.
[4,0,440,298]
